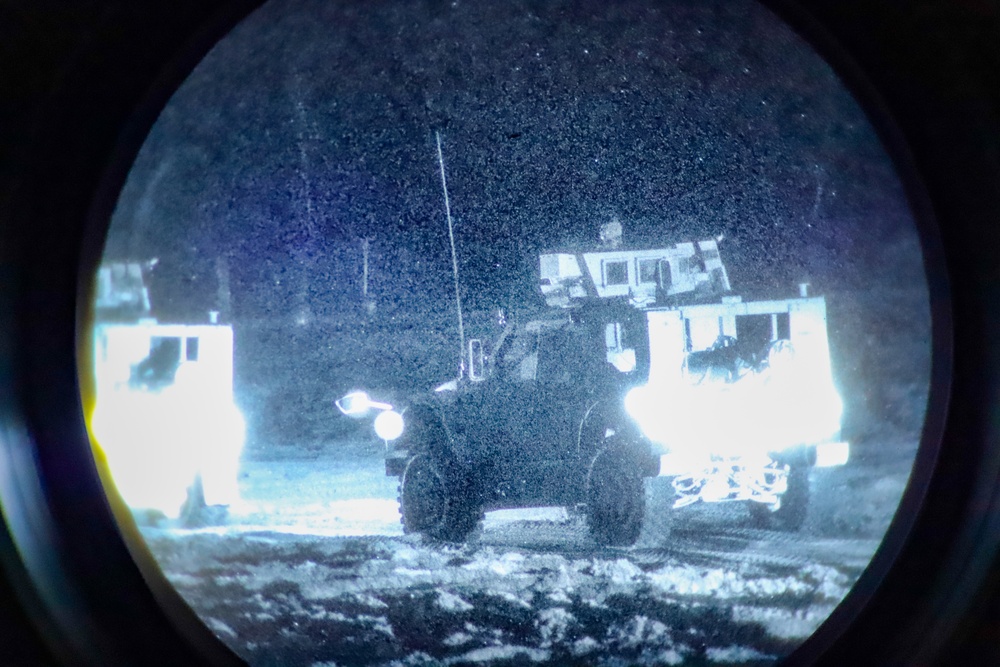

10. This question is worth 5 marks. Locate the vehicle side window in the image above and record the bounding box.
[186,337,200,361]
[603,259,628,286]
[498,330,538,382]
[605,322,637,373]
[638,259,658,284]
[659,259,673,289]
[131,336,181,390]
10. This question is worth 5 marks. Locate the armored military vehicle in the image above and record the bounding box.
[342,235,848,545]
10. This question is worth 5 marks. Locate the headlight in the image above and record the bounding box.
[623,384,648,421]
[373,409,404,441]
[91,389,245,516]
[335,390,393,417]
[625,378,845,457]
[624,383,675,447]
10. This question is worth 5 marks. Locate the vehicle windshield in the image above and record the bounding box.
[495,326,539,382]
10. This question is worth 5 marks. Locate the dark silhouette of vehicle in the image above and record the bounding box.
[388,307,659,546]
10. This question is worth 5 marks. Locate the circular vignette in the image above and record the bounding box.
[764,2,999,666]
[754,1,953,665]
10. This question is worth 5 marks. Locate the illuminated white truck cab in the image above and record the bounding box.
[539,237,730,308]
[88,263,244,522]
[626,295,849,481]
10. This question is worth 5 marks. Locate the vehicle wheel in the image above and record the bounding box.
[399,452,480,542]
[749,465,810,531]
[578,406,612,470]
[586,445,645,546]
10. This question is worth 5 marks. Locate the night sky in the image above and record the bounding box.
[105,0,924,322]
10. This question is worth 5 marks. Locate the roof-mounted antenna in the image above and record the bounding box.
[436,131,466,378]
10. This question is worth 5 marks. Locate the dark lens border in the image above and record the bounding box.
[1,2,263,665]
[768,2,1000,665]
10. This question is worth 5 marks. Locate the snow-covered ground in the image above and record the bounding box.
[132,286,928,666]
[138,433,917,666]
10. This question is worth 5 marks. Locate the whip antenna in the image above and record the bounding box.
[436,131,466,378]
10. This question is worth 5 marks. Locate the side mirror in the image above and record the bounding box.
[335,390,393,417]
[468,339,485,381]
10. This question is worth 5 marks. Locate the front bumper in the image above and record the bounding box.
[657,440,850,478]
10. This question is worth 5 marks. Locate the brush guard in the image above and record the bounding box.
[671,459,789,509]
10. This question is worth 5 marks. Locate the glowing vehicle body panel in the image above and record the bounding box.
[89,263,244,519]
[627,296,848,499]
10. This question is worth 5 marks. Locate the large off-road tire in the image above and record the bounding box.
[399,452,480,542]
[586,445,646,546]
[749,465,810,531]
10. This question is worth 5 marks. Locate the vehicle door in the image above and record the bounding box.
[449,324,539,469]
[483,322,591,500]
[533,324,596,461]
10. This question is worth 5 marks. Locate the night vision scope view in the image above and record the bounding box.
[86,0,931,665]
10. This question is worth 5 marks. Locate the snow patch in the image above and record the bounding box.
[205,617,238,639]
[366,615,395,638]
[149,470,876,666]
[571,636,599,656]
[437,590,474,612]
[166,573,201,587]
[654,649,689,665]
[732,603,839,639]
[648,564,812,599]
[350,592,389,609]
[484,507,569,525]
[707,645,774,662]
[591,558,643,584]
[383,650,437,666]
[611,615,673,649]
[536,607,574,645]
[393,567,434,577]
[443,631,473,647]
[462,549,526,576]
[496,590,533,609]
[801,563,852,600]
[445,645,551,664]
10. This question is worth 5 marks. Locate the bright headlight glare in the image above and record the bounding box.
[374,409,404,441]
[336,390,394,417]
[90,381,245,516]
[623,385,647,420]
[91,392,199,517]
[625,375,844,457]
[199,402,245,506]
[624,383,675,447]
